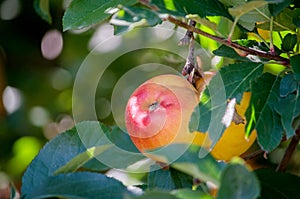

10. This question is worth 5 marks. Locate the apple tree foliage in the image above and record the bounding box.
[21,0,300,198]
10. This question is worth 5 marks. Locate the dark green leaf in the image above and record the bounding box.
[150,0,231,19]
[268,0,291,16]
[110,5,162,35]
[34,0,52,23]
[245,73,283,152]
[148,144,225,187]
[213,45,249,61]
[291,55,300,81]
[23,172,131,199]
[275,94,297,138]
[281,33,297,52]
[147,166,193,191]
[63,0,138,31]
[217,162,260,199]
[255,168,300,199]
[292,8,300,27]
[279,73,298,97]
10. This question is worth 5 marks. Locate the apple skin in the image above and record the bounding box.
[125,74,199,152]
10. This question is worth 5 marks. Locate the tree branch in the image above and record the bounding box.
[276,128,300,172]
[167,16,290,66]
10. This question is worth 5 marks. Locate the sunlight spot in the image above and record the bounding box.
[0,0,20,20]
[3,86,22,114]
[29,106,50,127]
[41,29,63,60]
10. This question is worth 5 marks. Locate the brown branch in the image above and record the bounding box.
[276,128,300,172]
[167,16,290,66]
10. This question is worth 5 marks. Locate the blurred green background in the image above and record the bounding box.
[0,0,194,191]
[2,1,299,196]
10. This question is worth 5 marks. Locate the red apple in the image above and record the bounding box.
[125,74,199,152]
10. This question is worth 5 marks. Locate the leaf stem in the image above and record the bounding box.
[276,128,300,172]
[167,16,290,66]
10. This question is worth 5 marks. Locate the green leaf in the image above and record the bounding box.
[213,45,249,61]
[256,8,298,31]
[192,62,263,140]
[149,0,231,19]
[147,166,193,191]
[21,122,144,198]
[245,73,283,152]
[218,62,264,102]
[110,5,162,35]
[279,73,298,97]
[148,144,225,187]
[226,1,270,31]
[217,162,260,199]
[275,94,297,138]
[292,8,300,27]
[255,168,300,199]
[63,0,138,31]
[268,0,291,16]
[54,145,111,174]
[22,172,131,199]
[281,33,297,52]
[276,73,300,138]
[127,190,178,199]
[171,189,213,199]
[34,0,52,23]
[291,55,300,81]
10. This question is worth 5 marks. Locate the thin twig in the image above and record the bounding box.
[276,128,300,172]
[167,16,290,66]
[242,149,264,161]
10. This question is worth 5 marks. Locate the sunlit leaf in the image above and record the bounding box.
[149,0,231,19]
[63,0,138,31]
[110,5,162,35]
[172,189,213,199]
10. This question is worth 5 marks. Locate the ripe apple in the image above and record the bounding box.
[125,73,256,161]
[125,74,199,152]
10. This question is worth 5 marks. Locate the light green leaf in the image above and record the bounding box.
[63,0,138,31]
[54,145,111,174]
[229,1,268,18]
[171,189,213,199]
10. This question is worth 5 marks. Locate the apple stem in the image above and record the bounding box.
[276,127,300,172]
